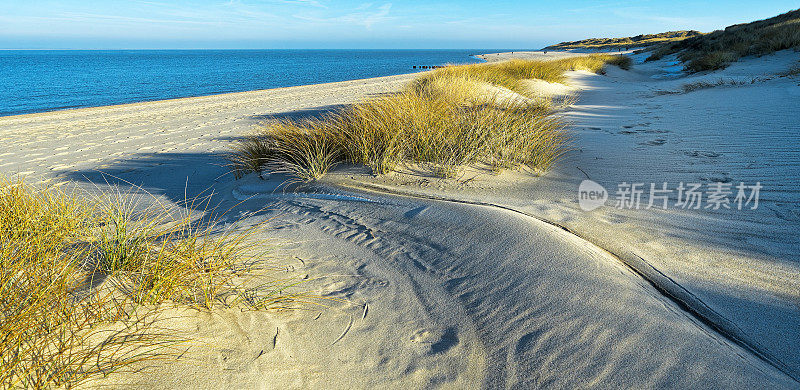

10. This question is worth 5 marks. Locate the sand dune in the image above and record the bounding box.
[2,52,798,388]
[329,50,800,382]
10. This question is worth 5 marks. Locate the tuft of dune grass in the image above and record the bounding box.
[230,54,630,181]
[0,177,305,389]
[231,90,569,180]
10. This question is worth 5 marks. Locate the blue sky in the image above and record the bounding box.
[1,1,797,49]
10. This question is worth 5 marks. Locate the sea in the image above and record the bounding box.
[0,49,501,116]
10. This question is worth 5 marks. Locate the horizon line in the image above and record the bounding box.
[0,47,536,51]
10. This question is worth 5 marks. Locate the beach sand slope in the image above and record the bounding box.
[1,58,797,388]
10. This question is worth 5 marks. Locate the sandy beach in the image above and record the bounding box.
[2,51,799,388]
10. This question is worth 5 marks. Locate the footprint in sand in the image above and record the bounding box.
[698,175,732,183]
[320,281,356,297]
[641,129,670,134]
[640,139,667,146]
[684,150,721,158]
[514,330,544,360]
[321,277,389,297]
[215,348,248,370]
[766,203,800,222]
[410,327,459,355]
[622,123,656,131]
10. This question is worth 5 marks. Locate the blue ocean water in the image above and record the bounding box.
[0,49,497,116]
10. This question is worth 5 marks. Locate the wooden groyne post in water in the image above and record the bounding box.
[413,65,447,69]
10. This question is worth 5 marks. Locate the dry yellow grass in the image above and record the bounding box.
[544,30,701,50]
[413,54,631,95]
[231,90,568,180]
[230,55,630,181]
[0,178,304,389]
[646,8,800,71]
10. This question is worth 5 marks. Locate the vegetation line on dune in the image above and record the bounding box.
[545,30,701,51]
[544,8,799,72]
[229,54,631,181]
[645,8,800,71]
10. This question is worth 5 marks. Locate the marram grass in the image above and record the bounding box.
[544,30,701,50]
[230,54,630,181]
[0,177,306,389]
[412,54,631,96]
[646,8,800,71]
